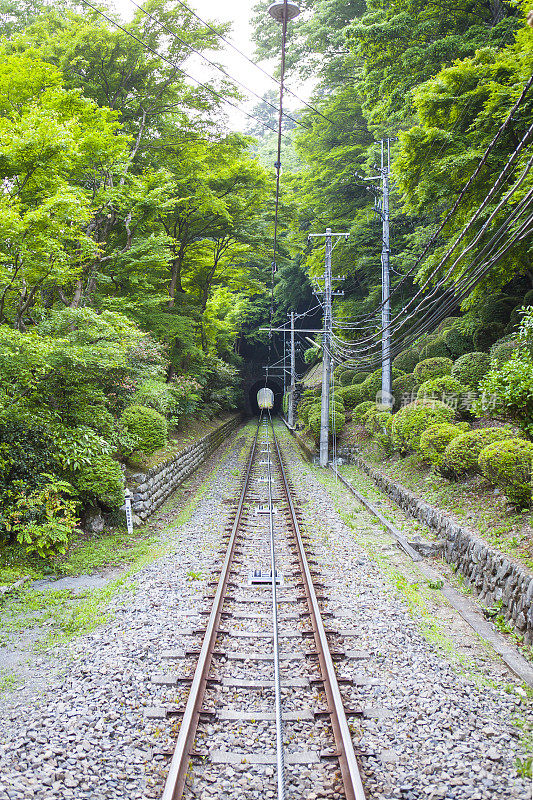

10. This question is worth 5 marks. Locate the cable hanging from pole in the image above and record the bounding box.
[265,1,300,392]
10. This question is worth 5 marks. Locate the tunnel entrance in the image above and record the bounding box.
[249,379,283,415]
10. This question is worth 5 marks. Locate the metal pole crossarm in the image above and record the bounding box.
[259,327,324,333]
[308,232,349,239]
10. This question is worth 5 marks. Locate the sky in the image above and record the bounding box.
[108,0,302,132]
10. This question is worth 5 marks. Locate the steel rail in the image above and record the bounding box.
[330,467,423,563]
[266,411,287,800]
[270,421,367,800]
[161,422,261,800]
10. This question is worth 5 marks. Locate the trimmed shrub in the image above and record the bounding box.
[120,404,168,455]
[489,336,523,367]
[473,322,503,352]
[307,404,345,442]
[437,316,460,332]
[393,347,420,373]
[442,326,474,357]
[392,373,420,411]
[442,427,515,478]
[360,367,405,403]
[352,401,376,423]
[391,400,455,455]
[414,357,453,384]
[417,376,470,411]
[419,423,469,468]
[351,371,370,385]
[133,379,175,416]
[339,369,357,386]
[421,334,451,359]
[74,452,124,508]
[451,352,490,389]
[336,383,364,409]
[479,438,533,506]
[364,408,393,451]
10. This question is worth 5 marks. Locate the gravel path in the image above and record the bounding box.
[0,424,253,800]
[276,424,532,800]
[0,419,530,800]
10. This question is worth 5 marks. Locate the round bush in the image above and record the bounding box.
[339,369,357,386]
[479,438,533,506]
[335,383,364,409]
[393,347,420,373]
[360,367,405,403]
[489,336,523,367]
[421,334,451,359]
[417,375,469,407]
[391,399,455,455]
[419,423,469,468]
[307,404,345,442]
[442,427,515,478]
[74,452,124,508]
[451,352,490,389]
[473,322,503,352]
[120,404,168,455]
[352,401,376,423]
[437,316,460,332]
[442,326,474,357]
[133,379,175,416]
[351,371,370,385]
[414,357,453,384]
[392,374,420,411]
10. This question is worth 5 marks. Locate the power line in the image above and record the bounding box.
[339,84,533,332]
[168,0,336,125]
[78,0,291,140]
[125,0,309,130]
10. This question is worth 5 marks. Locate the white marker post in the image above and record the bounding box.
[124,488,133,535]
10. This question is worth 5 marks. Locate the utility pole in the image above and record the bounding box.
[308,228,349,467]
[288,311,296,428]
[380,139,392,409]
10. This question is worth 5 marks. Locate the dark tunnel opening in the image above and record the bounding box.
[249,379,283,415]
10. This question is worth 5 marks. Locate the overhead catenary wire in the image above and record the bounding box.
[78,0,292,140]
[329,185,533,363]
[168,0,336,125]
[346,70,533,327]
[330,117,533,350]
[125,0,310,130]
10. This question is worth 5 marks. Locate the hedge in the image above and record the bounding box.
[421,334,451,360]
[479,438,533,506]
[335,383,364,408]
[352,401,376,423]
[442,427,515,478]
[392,373,420,410]
[489,336,523,367]
[360,367,405,403]
[393,346,420,373]
[351,371,370,385]
[307,404,345,442]
[417,375,468,402]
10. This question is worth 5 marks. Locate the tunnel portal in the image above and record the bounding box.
[249,378,283,415]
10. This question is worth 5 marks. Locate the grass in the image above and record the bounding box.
[342,430,533,571]
[0,416,244,664]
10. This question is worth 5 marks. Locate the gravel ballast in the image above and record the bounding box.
[0,419,531,800]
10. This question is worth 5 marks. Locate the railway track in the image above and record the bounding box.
[160,415,367,800]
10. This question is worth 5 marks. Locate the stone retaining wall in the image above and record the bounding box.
[354,457,533,645]
[128,415,243,521]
